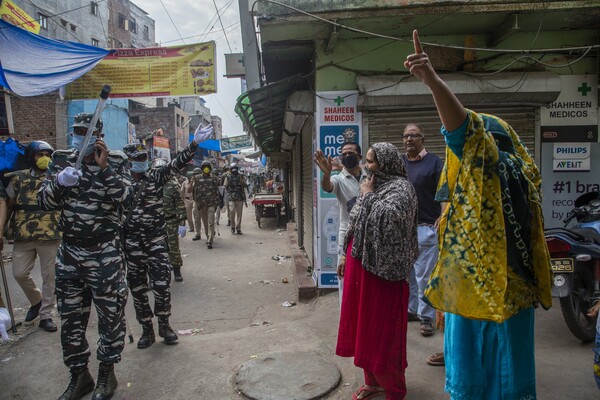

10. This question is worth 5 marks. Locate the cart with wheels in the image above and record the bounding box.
[251,193,283,228]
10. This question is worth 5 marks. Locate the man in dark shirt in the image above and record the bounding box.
[401,123,444,337]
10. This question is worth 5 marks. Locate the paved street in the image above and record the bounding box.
[0,206,598,399]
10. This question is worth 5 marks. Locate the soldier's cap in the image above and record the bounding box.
[123,143,147,159]
[193,167,202,174]
[72,112,103,132]
[201,160,212,168]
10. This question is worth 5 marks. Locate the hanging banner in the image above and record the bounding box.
[0,0,40,33]
[221,135,253,152]
[65,42,217,99]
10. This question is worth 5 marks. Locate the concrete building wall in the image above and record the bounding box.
[13,0,109,48]
[128,1,155,48]
[129,106,189,153]
[107,0,155,48]
[211,116,223,140]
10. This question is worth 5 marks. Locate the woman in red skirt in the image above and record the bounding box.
[336,142,419,400]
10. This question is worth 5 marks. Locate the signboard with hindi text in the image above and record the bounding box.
[221,135,253,152]
[0,0,40,33]
[66,42,216,99]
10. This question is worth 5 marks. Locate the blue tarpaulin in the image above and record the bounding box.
[0,19,112,97]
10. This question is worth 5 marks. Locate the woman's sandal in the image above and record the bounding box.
[426,352,445,366]
[352,385,385,400]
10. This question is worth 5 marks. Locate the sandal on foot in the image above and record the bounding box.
[420,321,434,337]
[352,385,384,400]
[426,352,445,366]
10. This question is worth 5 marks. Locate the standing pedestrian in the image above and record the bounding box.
[122,135,201,350]
[220,164,231,226]
[314,142,367,306]
[401,123,444,337]
[180,172,196,232]
[406,30,552,400]
[336,142,418,400]
[38,113,133,400]
[224,163,247,234]
[190,160,220,248]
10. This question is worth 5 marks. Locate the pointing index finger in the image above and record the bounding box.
[413,29,423,53]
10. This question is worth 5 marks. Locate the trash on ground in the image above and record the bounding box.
[250,355,258,359]
[177,328,204,335]
[249,321,272,327]
[281,277,289,284]
[282,301,296,307]
[266,328,277,333]
[259,279,274,285]
[276,228,285,233]
[272,255,291,262]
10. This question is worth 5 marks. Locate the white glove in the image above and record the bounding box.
[57,167,82,187]
[178,225,187,238]
[193,124,213,144]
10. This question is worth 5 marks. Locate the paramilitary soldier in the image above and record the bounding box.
[223,163,247,234]
[190,160,220,248]
[38,113,133,400]
[6,141,61,332]
[152,158,187,282]
[122,130,203,350]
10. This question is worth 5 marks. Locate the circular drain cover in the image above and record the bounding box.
[236,352,341,400]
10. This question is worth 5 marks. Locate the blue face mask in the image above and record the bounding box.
[71,134,97,156]
[130,161,149,173]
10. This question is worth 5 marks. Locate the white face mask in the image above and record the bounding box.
[71,134,97,156]
[130,161,149,173]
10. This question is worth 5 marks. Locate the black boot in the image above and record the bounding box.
[158,319,178,345]
[58,367,95,400]
[173,267,183,282]
[91,362,117,400]
[137,323,155,349]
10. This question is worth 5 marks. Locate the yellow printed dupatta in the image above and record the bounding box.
[424,110,552,323]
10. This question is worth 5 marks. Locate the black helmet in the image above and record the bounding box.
[72,112,103,132]
[201,160,212,169]
[26,140,54,160]
[123,143,147,159]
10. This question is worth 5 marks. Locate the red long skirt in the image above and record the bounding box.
[336,240,409,398]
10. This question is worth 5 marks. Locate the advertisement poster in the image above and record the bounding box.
[314,91,362,288]
[0,0,40,33]
[540,75,599,228]
[153,136,171,161]
[66,42,216,99]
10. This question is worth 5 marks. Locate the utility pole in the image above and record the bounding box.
[238,0,261,90]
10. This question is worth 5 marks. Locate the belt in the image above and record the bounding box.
[62,231,117,248]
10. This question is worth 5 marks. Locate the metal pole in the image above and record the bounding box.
[74,85,111,170]
[0,256,17,333]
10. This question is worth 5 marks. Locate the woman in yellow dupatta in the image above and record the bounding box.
[405,30,552,400]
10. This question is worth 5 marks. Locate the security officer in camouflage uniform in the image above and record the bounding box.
[5,141,61,332]
[152,158,187,282]
[122,133,203,351]
[220,164,231,226]
[38,113,133,400]
[223,163,247,234]
[190,160,220,248]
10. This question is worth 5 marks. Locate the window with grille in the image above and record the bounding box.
[118,14,126,29]
[129,18,137,34]
[144,25,149,40]
[91,2,99,15]
[92,38,99,47]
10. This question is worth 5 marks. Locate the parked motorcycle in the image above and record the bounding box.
[544,192,600,342]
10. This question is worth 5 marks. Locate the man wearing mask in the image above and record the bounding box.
[190,160,220,248]
[6,141,61,332]
[223,163,247,234]
[401,123,444,337]
[314,142,367,306]
[38,113,133,400]
[121,128,204,352]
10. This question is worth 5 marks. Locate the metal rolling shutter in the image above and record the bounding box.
[366,107,537,161]
[300,118,314,265]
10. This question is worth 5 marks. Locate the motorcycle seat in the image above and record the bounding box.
[570,227,600,245]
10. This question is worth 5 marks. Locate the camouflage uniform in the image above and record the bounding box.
[191,173,220,246]
[163,178,186,275]
[224,172,247,233]
[6,169,61,323]
[123,142,197,331]
[37,149,132,371]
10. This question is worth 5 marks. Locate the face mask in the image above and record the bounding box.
[342,154,359,169]
[202,167,211,174]
[35,156,51,170]
[131,161,149,173]
[71,134,97,156]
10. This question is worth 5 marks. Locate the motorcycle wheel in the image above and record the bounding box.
[559,265,597,342]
